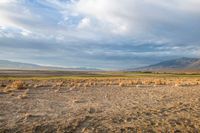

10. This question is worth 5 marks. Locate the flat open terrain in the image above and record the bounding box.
[0,70,200,132]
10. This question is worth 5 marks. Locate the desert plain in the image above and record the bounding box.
[0,70,200,133]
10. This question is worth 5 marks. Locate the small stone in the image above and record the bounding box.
[88,108,95,114]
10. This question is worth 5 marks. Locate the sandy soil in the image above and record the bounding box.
[0,79,200,133]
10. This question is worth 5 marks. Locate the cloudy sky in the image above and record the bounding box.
[0,0,200,70]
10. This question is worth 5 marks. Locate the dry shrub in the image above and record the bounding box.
[174,79,181,87]
[54,88,60,92]
[4,80,25,92]
[88,82,93,86]
[10,80,25,89]
[141,80,147,85]
[52,81,64,90]
[17,92,28,99]
[181,81,198,86]
[33,81,49,88]
[70,82,75,87]
[131,80,139,85]
[174,83,180,87]
[104,82,109,86]
[1,84,6,88]
[9,92,15,96]
[33,84,39,88]
[119,82,126,87]
[136,80,143,85]
[77,83,82,88]
[17,89,29,99]
[142,80,154,85]
[84,83,90,87]
[69,86,76,91]
[128,80,133,84]
[154,79,166,85]
[93,82,98,86]
[56,81,63,86]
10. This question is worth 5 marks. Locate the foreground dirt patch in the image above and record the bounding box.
[0,78,200,132]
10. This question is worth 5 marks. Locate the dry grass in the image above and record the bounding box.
[17,92,28,99]
[17,89,29,99]
[9,80,25,89]
[63,77,197,88]
[3,80,26,93]
[119,82,126,87]
[21,77,197,91]
[0,77,200,132]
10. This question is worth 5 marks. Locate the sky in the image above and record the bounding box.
[0,0,200,70]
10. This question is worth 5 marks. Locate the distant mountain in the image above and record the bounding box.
[0,60,101,71]
[131,57,200,72]
[0,60,41,69]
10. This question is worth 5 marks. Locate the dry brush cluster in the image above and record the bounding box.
[1,80,26,93]
[0,77,200,93]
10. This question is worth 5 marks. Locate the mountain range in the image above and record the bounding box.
[0,60,100,71]
[129,57,200,72]
[1,57,200,72]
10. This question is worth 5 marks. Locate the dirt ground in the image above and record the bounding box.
[0,78,200,133]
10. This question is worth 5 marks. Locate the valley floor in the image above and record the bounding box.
[0,77,200,132]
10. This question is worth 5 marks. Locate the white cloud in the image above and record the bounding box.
[70,0,200,40]
[0,26,32,38]
[1,0,199,42]
[72,0,133,34]
[20,29,32,36]
[0,0,16,4]
[77,17,91,29]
